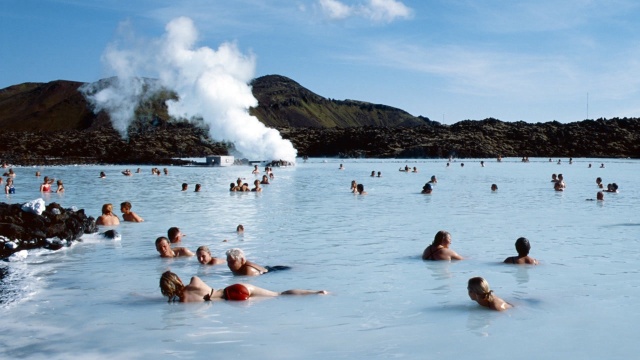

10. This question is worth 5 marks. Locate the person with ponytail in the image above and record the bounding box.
[467,277,512,311]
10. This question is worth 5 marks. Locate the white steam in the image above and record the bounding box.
[82,17,297,162]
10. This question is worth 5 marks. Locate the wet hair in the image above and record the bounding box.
[196,245,211,255]
[422,183,432,192]
[597,191,604,200]
[155,236,170,247]
[168,227,180,241]
[356,184,364,193]
[491,184,498,191]
[57,180,63,185]
[230,183,236,190]
[159,271,184,302]
[120,201,132,210]
[195,184,201,192]
[181,183,188,190]
[101,203,113,215]
[596,177,602,183]
[237,224,244,232]
[515,237,531,256]
[226,248,246,261]
[432,230,450,246]
[467,277,494,302]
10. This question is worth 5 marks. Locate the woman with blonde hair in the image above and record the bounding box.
[159,271,326,303]
[467,277,511,311]
[96,203,120,226]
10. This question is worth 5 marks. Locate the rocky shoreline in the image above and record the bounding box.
[0,201,97,259]
[1,117,639,166]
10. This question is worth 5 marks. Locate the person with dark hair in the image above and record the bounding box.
[503,237,538,265]
[422,231,464,261]
[194,184,201,192]
[168,227,184,243]
[159,271,326,303]
[356,183,367,195]
[181,183,188,191]
[491,184,498,191]
[120,201,144,222]
[421,183,432,194]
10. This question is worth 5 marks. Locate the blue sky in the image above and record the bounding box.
[2,0,640,124]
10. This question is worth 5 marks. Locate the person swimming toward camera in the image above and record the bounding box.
[467,277,512,311]
[226,248,290,276]
[503,237,538,265]
[422,230,464,261]
[196,246,226,265]
[155,236,193,258]
[159,271,326,303]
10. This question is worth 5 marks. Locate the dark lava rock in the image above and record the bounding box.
[0,201,98,259]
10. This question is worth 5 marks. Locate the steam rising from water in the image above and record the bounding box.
[81,17,297,162]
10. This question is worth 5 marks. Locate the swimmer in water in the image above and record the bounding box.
[491,184,498,191]
[226,248,269,276]
[96,203,120,226]
[56,180,65,193]
[339,164,344,170]
[350,180,358,193]
[196,246,226,265]
[356,184,367,195]
[237,224,244,233]
[252,165,260,174]
[252,179,262,192]
[421,183,433,194]
[503,237,538,265]
[4,178,15,194]
[155,237,193,258]
[99,171,106,178]
[467,277,512,311]
[587,192,605,201]
[422,230,464,261]
[181,183,188,191]
[596,177,604,189]
[159,271,326,303]
[429,175,437,184]
[120,201,144,222]
[260,175,270,185]
[40,176,54,192]
[194,184,201,192]
[168,227,184,243]
[370,171,376,177]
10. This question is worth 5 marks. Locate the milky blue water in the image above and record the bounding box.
[0,158,638,359]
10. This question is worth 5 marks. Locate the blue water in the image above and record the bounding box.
[0,158,638,359]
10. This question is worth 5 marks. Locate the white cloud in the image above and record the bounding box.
[318,0,412,22]
[361,0,412,22]
[319,0,352,19]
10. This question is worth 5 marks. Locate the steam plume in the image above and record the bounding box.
[82,17,297,162]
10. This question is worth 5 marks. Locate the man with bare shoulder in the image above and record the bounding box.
[120,201,144,222]
[196,246,226,265]
[503,237,538,265]
[226,248,269,276]
[155,236,194,258]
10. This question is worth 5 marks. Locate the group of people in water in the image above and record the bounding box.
[2,169,66,194]
[421,230,539,310]
[154,225,326,302]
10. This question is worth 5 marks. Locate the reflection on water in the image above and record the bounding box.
[0,158,639,358]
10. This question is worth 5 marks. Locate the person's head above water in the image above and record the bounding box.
[515,237,531,256]
[168,227,183,243]
[432,230,451,246]
[196,246,212,264]
[101,203,114,215]
[467,277,494,302]
[159,271,184,302]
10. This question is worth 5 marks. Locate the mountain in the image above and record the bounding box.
[0,75,639,163]
[0,75,431,132]
[250,75,432,127]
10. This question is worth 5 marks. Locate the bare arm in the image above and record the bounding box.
[175,247,194,257]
